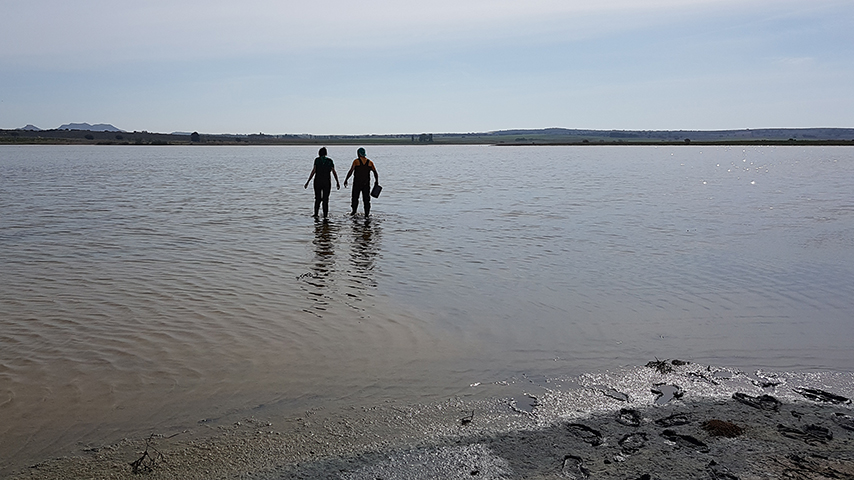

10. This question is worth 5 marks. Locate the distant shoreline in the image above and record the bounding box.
[496,140,854,146]
[3,127,854,147]
[3,139,854,147]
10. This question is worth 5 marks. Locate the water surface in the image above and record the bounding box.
[1,145,852,471]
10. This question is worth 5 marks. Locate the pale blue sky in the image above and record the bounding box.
[1,0,852,134]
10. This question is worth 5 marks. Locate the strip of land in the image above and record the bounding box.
[3,127,854,146]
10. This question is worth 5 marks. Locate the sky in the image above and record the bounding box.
[1,0,853,135]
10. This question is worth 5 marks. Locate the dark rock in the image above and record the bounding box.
[646,359,673,374]
[707,460,740,479]
[777,423,833,444]
[561,454,590,479]
[598,387,630,402]
[783,453,854,478]
[802,424,832,442]
[732,392,780,411]
[832,412,854,431]
[655,412,691,427]
[618,432,648,454]
[752,379,781,388]
[567,424,603,446]
[686,371,720,386]
[616,408,642,427]
[793,387,851,404]
[660,429,710,453]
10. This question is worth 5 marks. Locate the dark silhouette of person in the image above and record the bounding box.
[343,147,379,215]
[304,147,340,218]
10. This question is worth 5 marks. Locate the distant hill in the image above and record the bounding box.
[58,123,124,132]
[20,124,42,131]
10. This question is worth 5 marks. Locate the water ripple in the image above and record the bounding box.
[2,145,853,473]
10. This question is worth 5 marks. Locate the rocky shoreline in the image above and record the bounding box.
[10,362,854,479]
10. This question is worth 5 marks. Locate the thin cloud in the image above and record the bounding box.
[773,56,816,66]
[2,0,851,132]
[1,0,812,63]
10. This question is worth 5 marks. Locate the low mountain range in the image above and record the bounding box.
[19,123,124,132]
[57,123,124,132]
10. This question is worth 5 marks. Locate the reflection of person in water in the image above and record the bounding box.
[301,219,338,316]
[349,217,380,283]
[344,147,379,216]
[314,220,335,258]
[304,147,340,218]
[305,218,338,300]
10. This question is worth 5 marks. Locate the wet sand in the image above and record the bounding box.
[8,362,854,479]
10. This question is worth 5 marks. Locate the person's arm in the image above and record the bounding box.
[343,162,355,187]
[304,167,316,189]
[371,163,379,185]
[332,167,340,190]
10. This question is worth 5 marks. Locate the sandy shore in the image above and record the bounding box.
[9,362,854,479]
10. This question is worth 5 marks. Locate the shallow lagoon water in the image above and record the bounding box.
[1,144,852,472]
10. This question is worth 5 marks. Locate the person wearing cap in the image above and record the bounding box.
[344,147,379,216]
[304,147,340,218]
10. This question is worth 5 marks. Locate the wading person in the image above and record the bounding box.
[344,147,379,215]
[304,147,340,218]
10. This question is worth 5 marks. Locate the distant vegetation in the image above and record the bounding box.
[2,127,854,146]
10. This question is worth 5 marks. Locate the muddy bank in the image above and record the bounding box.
[10,363,854,479]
